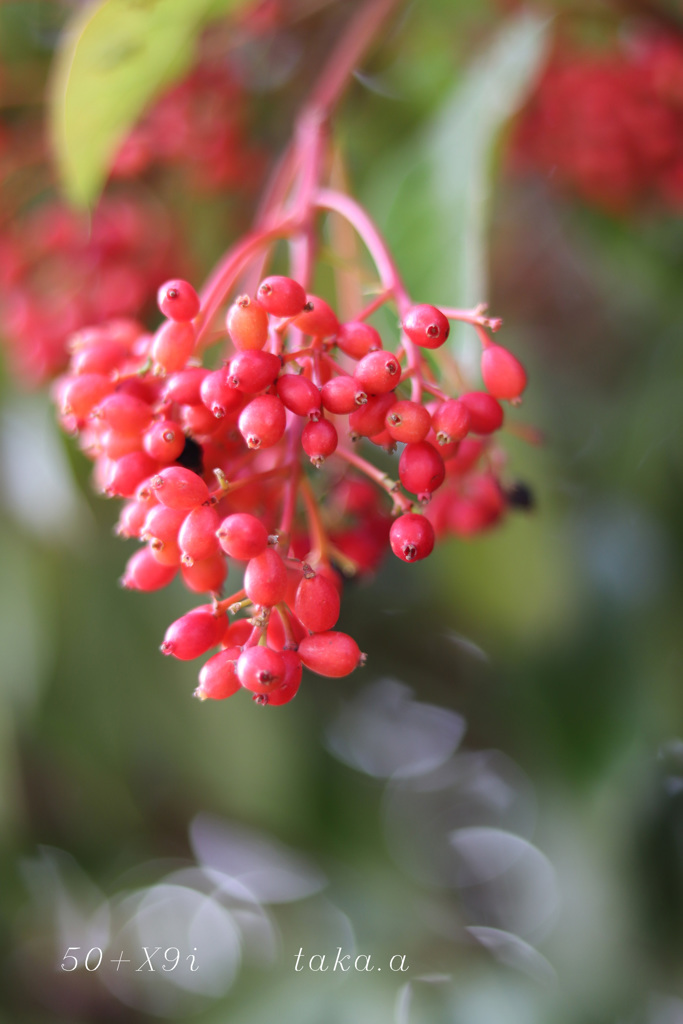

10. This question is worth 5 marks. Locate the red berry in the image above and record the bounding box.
[238,395,286,449]
[143,504,186,543]
[163,367,210,405]
[200,367,244,418]
[226,295,269,351]
[298,631,365,677]
[294,295,339,337]
[481,344,527,401]
[217,513,269,560]
[152,320,195,373]
[149,536,182,567]
[354,350,401,395]
[224,618,254,647]
[228,350,281,393]
[389,513,435,562]
[181,403,225,437]
[151,466,210,510]
[336,321,382,360]
[161,607,227,660]
[259,650,302,705]
[257,276,307,318]
[94,392,153,434]
[121,547,177,590]
[61,374,114,419]
[431,399,471,444]
[104,452,158,498]
[116,499,149,538]
[349,392,396,438]
[460,392,504,434]
[244,548,287,606]
[178,505,220,563]
[157,279,200,322]
[276,373,322,419]
[321,375,367,414]
[181,553,227,593]
[237,645,286,693]
[448,437,485,475]
[196,647,241,700]
[385,399,431,443]
[398,441,445,500]
[301,418,338,467]
[72,338,128,376]
[295,571,341,632]
[143,419,185,462]
[402,304,450,349]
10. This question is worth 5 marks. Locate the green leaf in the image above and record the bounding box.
[50,0,245,209]
[364,11,550,367]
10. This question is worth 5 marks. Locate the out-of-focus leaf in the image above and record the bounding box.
[49,0,247,208]
[366,12,550,372]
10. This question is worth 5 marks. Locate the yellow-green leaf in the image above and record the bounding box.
[49,0,245,209]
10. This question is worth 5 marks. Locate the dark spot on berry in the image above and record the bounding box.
[505,481,535,510]
[175,435,204,475]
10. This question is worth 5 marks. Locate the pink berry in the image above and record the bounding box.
[349,392,396,438]
[94,392,153,434]
[238,395,286,449]
[116,499,149,538]
[244,548,287,606]
[257,276,307,318]
[276,373,322,419]
[104,452,158,498]
[354,350,401,395]
[227,350,281,393]
[301,418,338,467]
[295,571,341,632]
[195,647,242,700]
[294,295,340,337]
[385,399,431,443]
[121,547,177,591]
[298,631,365,677]
[431,399,471,444]
[178,505,220,563]
[151,466,210,510]
[181,553,228,593]
[200,367,244,418]
[402,304,450,349]
[481,345,527,401]
[163,367,210,405]
[258,650,302,705]
[143,504,186,543]
[161,607,227,660]
[143,419,185,462]
[157,279,200,322]
[152,320,196,373]
[237,645,286,693]
[61,374,113,419]
[321,375,367,414]
[226,295,269,351]
[217,513,269,560]
[460,392,504,434]
[336,321,382,360]
[398,441,445,500]
[389,513,435,562]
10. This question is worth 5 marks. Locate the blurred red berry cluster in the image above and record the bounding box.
[0,24,265,386]
[54,265,529,706]
[512,28,683,211]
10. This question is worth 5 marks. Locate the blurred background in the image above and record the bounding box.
[3,1,683,1021]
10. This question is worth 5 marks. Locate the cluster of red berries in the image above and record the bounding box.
[54,270,528,707]
[112,63,264,192]
[0,195,178,385]
[512,30,683,211]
